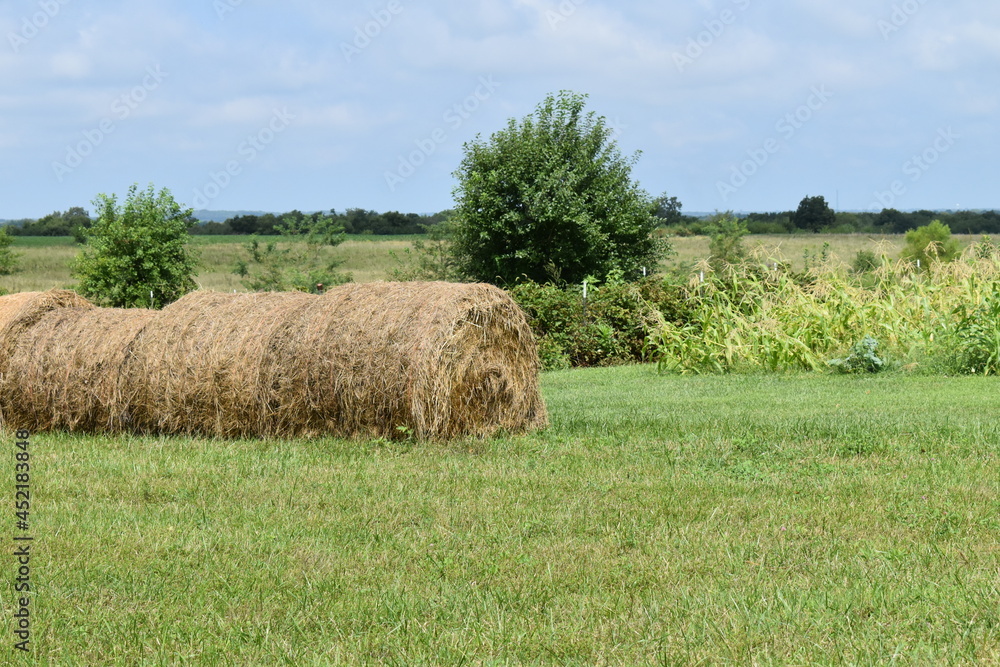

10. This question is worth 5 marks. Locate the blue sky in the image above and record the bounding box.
[1,0,997,219]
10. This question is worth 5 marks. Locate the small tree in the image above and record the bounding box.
[73,184,198,308]
[451,91,669,285]
[792,195,835,232]
[0,226,20,275]
[390,218,463,282]
[901,219,960,268]
[234,215,351,292]
[707,214,749,269]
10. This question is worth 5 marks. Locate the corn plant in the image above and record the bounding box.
[650,247,1000,374]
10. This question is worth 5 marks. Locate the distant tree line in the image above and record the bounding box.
[189,208,452,236]
[3,207,93,238]
[665,197,1000,236]
[5,200,999,239]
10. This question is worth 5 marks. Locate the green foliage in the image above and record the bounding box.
[451,90,669,286]
[73,184,198,308]
[0,226,21,275]
[828,336,886,374]
[706,215,749,269]
[901,220,960,267]
[802,242,832,272]
[208,208,447,236]
[390,219,463,282]
[851,249,881,274]
[509,278,671,369]
[648,254,1000,374]
[234,215,351,293]
[653,194,685,227]
[791,195,835,232]
[5,206,91,238]
[947,287,1000,375]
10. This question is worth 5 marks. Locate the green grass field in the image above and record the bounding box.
[1,236,415,293]
[10,366,1000,664]
[3,233,988,295]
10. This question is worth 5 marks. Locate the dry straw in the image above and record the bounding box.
[0,290,93,377]
[0,283,548,439]
[3,305,157,431]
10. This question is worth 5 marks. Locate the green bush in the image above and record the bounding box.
[901,220,960,268]
[73,184,197,308]
[851,249,881,274]
[510,278,672,370]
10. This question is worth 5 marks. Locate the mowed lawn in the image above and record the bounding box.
[13,367,1000,664]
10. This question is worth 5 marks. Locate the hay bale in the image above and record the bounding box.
[2,305,157,431]
[0,290,93,349]
[128,282,548,439]
[0,283,547,439]
[0,290,94,383]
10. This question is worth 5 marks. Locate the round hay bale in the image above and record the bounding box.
[0,291,96,429]
[1,304,156,431]
[128,282,547,439]
[127,290,318,437]
[0,290,93,352]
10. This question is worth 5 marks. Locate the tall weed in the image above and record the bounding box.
[649,247,1000,374]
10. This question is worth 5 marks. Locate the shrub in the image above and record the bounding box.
[73,184,197,308]
[901,220,960,268]
[851,249,880,274]
[707,215,748,269]
[509,278,668,369]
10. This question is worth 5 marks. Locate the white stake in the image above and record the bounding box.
[583,280,588,300]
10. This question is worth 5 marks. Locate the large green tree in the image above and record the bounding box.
[791,195,835,233]
[451,91,668,285]
[73,184,198,308]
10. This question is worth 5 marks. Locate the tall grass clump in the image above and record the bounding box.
[649,244,1000,374]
